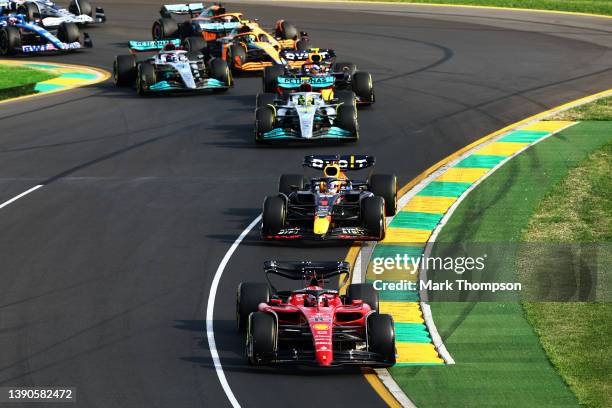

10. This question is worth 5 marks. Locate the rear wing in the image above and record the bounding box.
[128,39,181,52]
[303,155,376,170]
[277,75,335,89]
[264,261,350,288]
[160,3,205,17]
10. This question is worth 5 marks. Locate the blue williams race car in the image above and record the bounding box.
[113,39,232,96]
[0,12,91,55]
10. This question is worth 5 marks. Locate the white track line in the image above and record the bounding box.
[0,185,43,210]
[206,214,262,408]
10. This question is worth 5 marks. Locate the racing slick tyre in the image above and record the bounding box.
[209,58,231,91]
[57,22,80,44]
[237,282,270,333]
[275,20,298,40]
[279,174,307,195]
[227,43,246,72]
[136,63,156,96]
[17,2,39,21]
[362,196,386,240]
[113,54,137,87]
[256,92,276,109]
[248,312,277,365]
[335,90,357,109]
[367,313,396,366]
[347,283,379,312]
[183,36,207,54]
[255,106,275,142]
[262,64,285,93]
[262,195,286,236]
[0,26,21,56]
[152,18,178,40]
[352,71,374,103]
[369,174,397,216]
[333,62,357,76]
[335,104,358,136]
[69,0,93,16]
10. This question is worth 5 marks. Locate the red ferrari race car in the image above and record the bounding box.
[237,261,396,367]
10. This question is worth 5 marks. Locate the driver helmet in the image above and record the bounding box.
[163,42,176,51]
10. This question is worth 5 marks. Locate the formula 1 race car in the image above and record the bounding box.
[0,1,105,28]
[0,12,91,55]
[263,51,375,106]
[237,261,396,367]
[113,39,231,95]
[261,155,397,240]
[254,90,358,143]
[150,3,309,72]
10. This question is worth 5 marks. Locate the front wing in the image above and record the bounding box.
[258,126,356,142]
[147,78,231,92]
[262,225,380,241]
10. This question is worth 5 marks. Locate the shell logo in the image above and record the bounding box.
[313,323,329,330]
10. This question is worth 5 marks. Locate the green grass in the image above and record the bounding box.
[521,140,611,408]
[390,121,611,407]
[0,64,57,101]
[552,96,612,121]
[351,0,612,16]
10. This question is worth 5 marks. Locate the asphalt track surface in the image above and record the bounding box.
[0,1,611,407]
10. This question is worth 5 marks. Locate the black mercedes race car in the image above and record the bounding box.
[261,155,397,241]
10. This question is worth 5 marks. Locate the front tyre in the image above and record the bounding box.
[247,312,277,365]
[0,27,21,56]
[208,58,231,90]
[278,174,307,195]
[255,106,275,142]
[335,104,358,136]
[69,0,93,16]
[362,196,386,240]
[57,22,80,44]
[262,195,286,236]
[367,313,396,366]
[136,63,156,96]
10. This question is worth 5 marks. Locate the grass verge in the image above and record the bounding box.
[350,0,612,17]
[389,121,611,407]
[0,64,57,101]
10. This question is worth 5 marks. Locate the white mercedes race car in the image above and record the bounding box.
[0,0,105,28]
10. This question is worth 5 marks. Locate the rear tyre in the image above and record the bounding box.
[248,312,277,365]
[57,22,80,44]
[279,174,307,195]
[17,2,38,21]
[333,62,357,76]
[0,26,21,56]
[262,195,286,235]
[69,0,92,16]
[256,92,276,109]
[209,58,230,90]
[369,174,397,216]
[352,71,374,101]
[255,106,274,142]
[295,37,310,51]
[236,282,270,333]
[262,64,284,94]
[152,17,178,40]
[335,105,357,135]
[113,54,136,87]
[362,196,385,240]
[275,20,298,40]
[347,283,379,312]
[136,63,156,96]
[367,313,396,366]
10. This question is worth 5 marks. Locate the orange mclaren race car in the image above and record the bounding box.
[150,3,310,72]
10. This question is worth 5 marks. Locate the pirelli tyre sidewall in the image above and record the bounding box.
[362,196,386,240]
[369,174,397,216]
[262,195,286,235]
[367,313,396,366]
[255,106,275,142]
[69,0,93,17]
[113,54,137,87]
[247,312,277,365]
[152,17,178,40]
[0,26,21,56]
[136,63,156,96]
